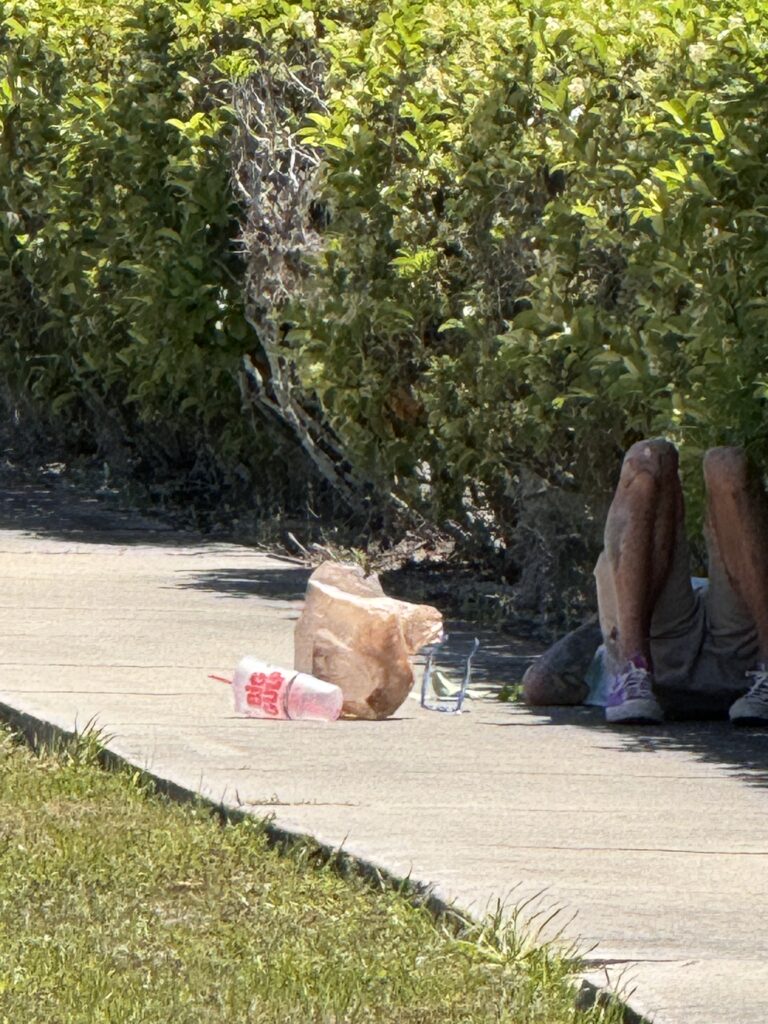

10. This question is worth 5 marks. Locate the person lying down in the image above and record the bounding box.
[522,440,768,727]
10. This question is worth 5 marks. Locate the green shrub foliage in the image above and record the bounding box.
[2,0,768,613]
[0,0,327,512]
[284,1,768,560]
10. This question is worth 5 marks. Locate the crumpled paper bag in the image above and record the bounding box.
[294,562,443,719]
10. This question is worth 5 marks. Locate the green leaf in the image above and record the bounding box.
[705,113,725,142]
[305,112,331,129]
[437,319,464,333]
[513,309,542,330]
[656,99,687,125]
[3,16,26,37]
[400,130,420,151]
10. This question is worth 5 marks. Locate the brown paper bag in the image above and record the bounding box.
[294,562,443,719]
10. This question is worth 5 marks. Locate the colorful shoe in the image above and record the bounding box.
[605,656,664,724]
[729,665,768,726]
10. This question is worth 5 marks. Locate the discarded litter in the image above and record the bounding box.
[210,562,445,722]
[210,657,342,721]
[420,636,480,713]
[294,562,443,720]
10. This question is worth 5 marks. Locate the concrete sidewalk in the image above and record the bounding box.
[0,478,767,1024]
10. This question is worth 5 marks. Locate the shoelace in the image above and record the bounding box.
[613,665,653,701]
[744,667,768,706]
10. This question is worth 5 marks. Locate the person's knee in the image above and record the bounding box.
[605,439,680,563]
[521,622,601,706]
[703,446,749,497]
[621,438,678,485]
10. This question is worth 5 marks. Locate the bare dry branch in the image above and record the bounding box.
[229,43,422,527]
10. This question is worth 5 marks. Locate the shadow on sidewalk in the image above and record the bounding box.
[493,702,768,791]
[423,621,541,691]
[0,481,199,546]
[175,566,311,602]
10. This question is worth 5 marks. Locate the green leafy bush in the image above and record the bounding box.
[3,0,768,622]
[0,0,327,514]
[258,0,768,610]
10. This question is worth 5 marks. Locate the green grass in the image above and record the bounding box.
[0,725,622,1024]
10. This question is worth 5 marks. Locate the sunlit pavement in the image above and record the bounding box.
[1,479,767,1024]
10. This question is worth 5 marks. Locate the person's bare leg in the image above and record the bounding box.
[603,439,682,664]
[703,447,768,665]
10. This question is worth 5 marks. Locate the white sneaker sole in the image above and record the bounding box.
[729,705,768,726]
[606,699,664,724]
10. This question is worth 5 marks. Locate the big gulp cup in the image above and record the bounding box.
[232,657,343,721]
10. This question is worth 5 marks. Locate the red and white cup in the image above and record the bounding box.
[231,657,343,721]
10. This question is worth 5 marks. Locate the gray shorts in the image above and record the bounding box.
[595,526,759,718]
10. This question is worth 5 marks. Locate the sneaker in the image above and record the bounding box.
[729,665,768,726]
[605,656,664,724]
